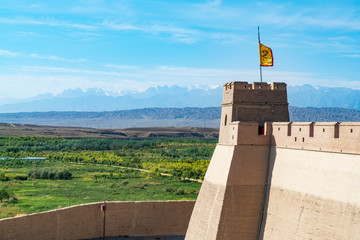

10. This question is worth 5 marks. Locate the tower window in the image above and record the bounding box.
[258,126,264,135]
[224,115,227,126]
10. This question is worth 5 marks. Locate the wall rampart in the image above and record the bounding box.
[0,200,195,240]
[272,122,360,154]
[219,121,360,154]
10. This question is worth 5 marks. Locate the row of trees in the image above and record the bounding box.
[0,136,215,154]
[28,168,72,180]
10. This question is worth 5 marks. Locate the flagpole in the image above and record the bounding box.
[258,26,263,83]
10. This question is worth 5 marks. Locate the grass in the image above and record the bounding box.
[0,161,201,219]
[0,137,215,219]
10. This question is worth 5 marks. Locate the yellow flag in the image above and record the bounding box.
[259,43,273,67]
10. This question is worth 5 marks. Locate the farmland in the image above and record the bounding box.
[0,136,216,219]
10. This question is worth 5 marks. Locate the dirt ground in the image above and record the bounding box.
[0,122,219,139]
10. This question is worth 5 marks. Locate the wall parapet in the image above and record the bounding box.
[0,200,195,240]
[222,82,288,105]
[219,121,360,154]
[272,122,360,154]
[223,82,287,91]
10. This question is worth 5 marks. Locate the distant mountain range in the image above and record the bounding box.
[0,86,222,113]
[288,85,360,109]
[1,84,360,113]
[1,84,360,129]
[1,106,360,129]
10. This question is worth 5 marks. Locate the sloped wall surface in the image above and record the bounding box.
[261,147,360,239]
[186,122,272,240]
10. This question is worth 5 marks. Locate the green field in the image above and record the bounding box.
[0,136,216,219]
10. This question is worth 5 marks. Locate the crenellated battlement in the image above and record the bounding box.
[220,121,360,154]
[223,82,287,91]
[222,82,288,105]
[272,122,360,154]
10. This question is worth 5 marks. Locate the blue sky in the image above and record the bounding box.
[0,0,359,99]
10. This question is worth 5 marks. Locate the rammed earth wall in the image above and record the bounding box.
[0,201,195,240]
[260,147,360,239]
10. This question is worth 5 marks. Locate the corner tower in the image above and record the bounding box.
[186,82,289,240]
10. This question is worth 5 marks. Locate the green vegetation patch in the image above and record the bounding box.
[0,136,216,219]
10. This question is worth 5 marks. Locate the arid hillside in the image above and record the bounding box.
[0,122,219,139]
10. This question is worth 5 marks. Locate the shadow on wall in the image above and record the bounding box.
[258,135,277,240]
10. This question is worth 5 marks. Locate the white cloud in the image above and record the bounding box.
[101,20,201,43]
[101,20,249,44]
[101,21,144,31]
[29,53,87,63]
[30,4,41,8]
[0,17,97,30]
[0,49,88,63]
[344,54,360,58]
[104,64,140,70]
[301,15,360,31]
[70,1,132,16]
[0,49,20,57]
[209,0,223,7]
[256,3,360,31]
[21,66,131,77]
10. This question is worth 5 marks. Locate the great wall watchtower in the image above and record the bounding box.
[186,81,360,240]
[186,82,289,239]
[219,82,289,144]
